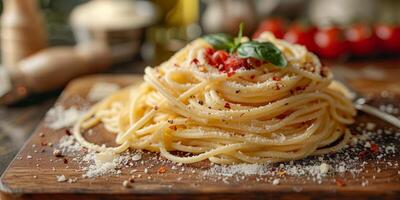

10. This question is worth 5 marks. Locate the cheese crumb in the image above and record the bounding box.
[319,163,330,174]
[366,122,376,130]
[95,151,115,165]
[338,166,346,173]
[56,175,67,182]
[272,178,280,185]
[132,153,142,161]
[46,106,85,130]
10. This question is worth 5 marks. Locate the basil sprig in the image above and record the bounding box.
[203,23,287,68]
[237,41,287,67]
[203,33,234,50]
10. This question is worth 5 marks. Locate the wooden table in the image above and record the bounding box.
[0,61,149,175]
[0,59,399,199]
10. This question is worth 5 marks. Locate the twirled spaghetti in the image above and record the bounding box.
[73,33,356,164]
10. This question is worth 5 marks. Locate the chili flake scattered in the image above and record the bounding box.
[335,178,346,187]
[370,143,379,153]
[169,125,177,131]
[358,150,368,159]
[272,76,281,81]
[224,103,231,109]
[158,166,167,173]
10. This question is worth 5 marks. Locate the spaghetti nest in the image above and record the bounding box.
[73,33,356,164]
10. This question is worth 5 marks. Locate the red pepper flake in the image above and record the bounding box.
[198,100,204,105]
[65,129,72,136]
[250,75,256,79]
[63,158,68,164]
[235,90,240,94]
[335,178,346,187]
[370,143,379,153]
[272,76,281,81]
[169,125,177,131]
[190,58,200,65]
[158,166,166,173]
[224,103,231,109]
[358,150,368,159]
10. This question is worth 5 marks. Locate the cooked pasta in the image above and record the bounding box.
[73,32,356,164]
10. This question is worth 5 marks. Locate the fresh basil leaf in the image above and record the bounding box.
[237,41,287,67]
[203,33,234,50]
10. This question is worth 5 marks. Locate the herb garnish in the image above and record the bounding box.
[203,23,287,67]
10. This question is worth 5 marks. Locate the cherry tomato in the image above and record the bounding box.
[375,24,400,53]
[314,27,349,59]
[345,23,377,56]
[283,23,317,52]
[253,18,286,39]
[211,50,229,65]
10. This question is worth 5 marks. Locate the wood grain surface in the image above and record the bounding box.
[0,74,399,200]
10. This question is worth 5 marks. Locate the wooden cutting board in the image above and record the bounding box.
[1,74,399,200]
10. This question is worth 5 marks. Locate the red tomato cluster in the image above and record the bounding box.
[253,18,400,59]
[204,48,263,76]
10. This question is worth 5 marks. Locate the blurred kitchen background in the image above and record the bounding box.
[0,0,400,174]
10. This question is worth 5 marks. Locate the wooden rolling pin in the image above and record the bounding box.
[18,43,112,92]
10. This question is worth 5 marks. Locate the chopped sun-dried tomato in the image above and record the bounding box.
[370,143,379,153]
[212,50,229,64]
[224,103,231,109]
[272,76,281,81]
[203,48,262,76]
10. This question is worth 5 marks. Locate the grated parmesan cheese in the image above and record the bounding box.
[56,175,67,182]
[272,178,280,185]
[46,106,85,130]
[87,82,120,102]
